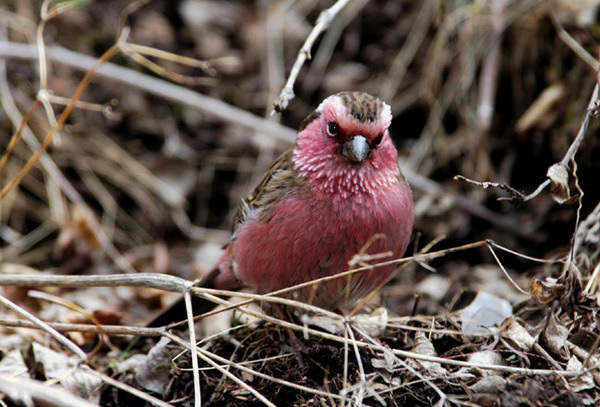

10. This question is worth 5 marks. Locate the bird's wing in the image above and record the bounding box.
[148,150,303,327]
[232,148,306,237]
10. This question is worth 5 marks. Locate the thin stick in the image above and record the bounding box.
[0,42,120,199]
[0,271,189,292]
[166,333,277,407]
[0,316,163,336]
[487,244,530,295]
[83,367,174,407]
[184,290,202,407]
[341,326,349,407]
[0,294,87,360]
[169,333,349,403]
[345,322,366,405]
[487,239,562,264]
[407,168,538,239]
[0,99,41,176]
[455,80,599,203]
[584,262,600,294]
[550,9,599,72]
[271,0,354,114]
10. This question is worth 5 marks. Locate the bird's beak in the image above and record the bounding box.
[342,135,370,162]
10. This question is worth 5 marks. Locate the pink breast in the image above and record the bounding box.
[232,183,413,309]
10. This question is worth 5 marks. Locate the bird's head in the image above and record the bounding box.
[293,92,399,198]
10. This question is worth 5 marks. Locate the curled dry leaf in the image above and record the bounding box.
[116,337,176,395]
[542,312,570,359]
[56,204,101,251]
[546,163,572,205]
[410,331,448,377]
[502,318,535,351]
[469,375,507,394]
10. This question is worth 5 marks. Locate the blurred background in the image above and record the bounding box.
[0,0,598,323]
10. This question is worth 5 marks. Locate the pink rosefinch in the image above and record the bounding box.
[150,91,413,326]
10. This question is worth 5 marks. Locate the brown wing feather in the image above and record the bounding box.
[232,149,306,237]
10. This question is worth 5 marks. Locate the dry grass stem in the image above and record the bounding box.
[0,294,87,360]
[0,42,297,143]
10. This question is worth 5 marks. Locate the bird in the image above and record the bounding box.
[148,91,414,327]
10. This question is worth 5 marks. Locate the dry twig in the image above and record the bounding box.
[271,0,355,114]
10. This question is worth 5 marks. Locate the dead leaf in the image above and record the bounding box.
[547,163,572,204]
[32,343,102,403]
[54,204,102,274]
[301,314,344,336]
[541,312,570,359]
[410,332,448,377]
[0,349,28,378]
[566,355,595,392]
[502,318,535,351]
[470,375,507,394]
[351,307,388,337]
[116,337,176,395]
[469,375,507,407]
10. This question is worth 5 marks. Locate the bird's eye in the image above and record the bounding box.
[327,121,339,136]
[372,133,384,146]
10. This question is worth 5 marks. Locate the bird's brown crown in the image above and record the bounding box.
[336,91,382,123]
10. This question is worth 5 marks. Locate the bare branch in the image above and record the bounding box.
[456,81,599,203]
[271,0,356,114]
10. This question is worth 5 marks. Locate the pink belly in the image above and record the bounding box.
[232,185,413,309]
